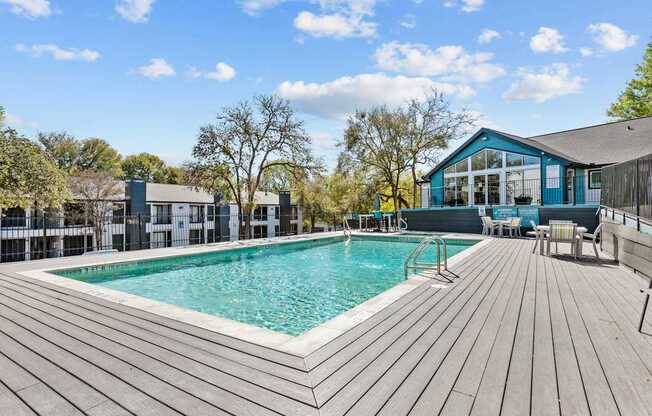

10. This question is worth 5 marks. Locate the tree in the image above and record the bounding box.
[608,38,652,119]
[189,95,316,238]
[121,152,184,183]
[68,170,123,250]
[404,92,475,207]
[0,109,70,210]
[39,133,123,175]
[344,105,412,211]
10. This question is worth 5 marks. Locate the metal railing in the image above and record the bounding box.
[404,236,448,279]
[342,217,352,240]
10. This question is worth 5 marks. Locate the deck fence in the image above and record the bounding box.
[601,153,652,227]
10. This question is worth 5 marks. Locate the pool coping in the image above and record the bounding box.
[6,231,491,357]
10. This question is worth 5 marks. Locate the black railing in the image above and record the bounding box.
[602,153,652,223]
[0,212,307,263]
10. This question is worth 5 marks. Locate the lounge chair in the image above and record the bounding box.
[582,223,603,260]
[547,223,580,258]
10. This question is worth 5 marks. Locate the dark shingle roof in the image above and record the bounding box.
[528,116,652,165]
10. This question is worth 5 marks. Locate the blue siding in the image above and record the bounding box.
[429,130,573,206]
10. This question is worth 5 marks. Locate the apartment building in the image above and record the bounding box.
[0,180,302,263]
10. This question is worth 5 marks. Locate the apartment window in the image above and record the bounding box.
[589,170,602,189]
[151,231,172,248]
[112,203,125,224]
[253,206,267,221]
[190,205,204,223]
[274,225,279,236]
[207,229,215,243]
[274,207,279,220]
[0,207,26,227]
[63,235,93,256]
[253,225,267,239]
[1,239,26,263]
[64,203,86,226]
[153,204,171,224]
[112,234,125,251]
[189,229,203,245]
[207,205,215,221]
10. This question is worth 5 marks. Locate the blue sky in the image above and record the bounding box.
[1,0,650,169]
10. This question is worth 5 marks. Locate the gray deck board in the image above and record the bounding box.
[1,238,651,415]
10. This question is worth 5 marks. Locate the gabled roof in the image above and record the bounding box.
[528,116,652,166]
[423,128,580,180]
[423,116,652,180]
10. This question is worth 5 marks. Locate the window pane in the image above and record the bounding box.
[471,151,486,171]
[474,175,486,205]
[506,153,523,167]
[444,177,456,206]
[488,174,500,204]
[589,171,601,188]
[486,149,502,169]
[523,155,539,166]
[444,165,455,175]
[456,176,469,206]
[506,170,524,204]
[455,159,468,173]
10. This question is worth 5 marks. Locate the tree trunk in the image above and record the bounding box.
[411,165,418,208]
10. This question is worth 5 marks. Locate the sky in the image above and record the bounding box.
[1,0,650,170]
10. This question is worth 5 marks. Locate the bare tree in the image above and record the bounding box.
[189,95,317,238]
[404,91,475,207]
[68,170,123,251]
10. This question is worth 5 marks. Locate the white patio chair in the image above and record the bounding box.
[526,220,541,253]
[505,217,522,238]
[481,216,497,236]
[547,223,580,258]
[582,223,603,260]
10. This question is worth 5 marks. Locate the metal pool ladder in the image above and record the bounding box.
[342,217,352,240]
[404,236,448,279]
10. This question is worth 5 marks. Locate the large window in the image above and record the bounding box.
[253,206,267,221]
[443,148,540,206]
[589,170,602,189]
[152,204,172,224]
[190,205,204,223]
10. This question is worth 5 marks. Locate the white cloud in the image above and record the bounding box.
[294,11,376,39]
[530,27,568,54]
[588,23,638,52]
[374,41,505,83]
[137,58,175,79]
[16,43,100,62]
[185,66,203,79]
[461,0,484,12]
[205,62,237,81]
[477,29,500,44]
[294,0,378,39]
[4,113,23,127]
[442,0,484,12]
[579,47,593,57]
[503,63,584,103]
[276,73,474,120]
[115,0,155,23]
[0,0,51,18]
[400,13,416,29]
[240,0,284,15]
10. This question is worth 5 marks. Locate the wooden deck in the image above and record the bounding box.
[0,238,651,415]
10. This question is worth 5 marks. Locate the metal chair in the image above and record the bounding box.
[582,223,603,260]
[481,216,497,236]
[505,217,522,238]
[547,223,579,258]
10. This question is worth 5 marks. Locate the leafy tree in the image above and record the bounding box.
[608,39,652,119]
[39,133,123,175]
[189,95,317,238]
[344,105,412,212]
[0,109,70,210]
[404,92,474,207]
[121,152,185,184]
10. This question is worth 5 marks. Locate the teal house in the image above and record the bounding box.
[421,117,652,208]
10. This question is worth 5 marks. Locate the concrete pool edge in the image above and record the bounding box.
[8,232,491,357]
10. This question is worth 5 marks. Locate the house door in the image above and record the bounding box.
[566,168,575,204]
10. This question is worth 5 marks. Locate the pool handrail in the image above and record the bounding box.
[342,217,352,240]
[404,235,448,279]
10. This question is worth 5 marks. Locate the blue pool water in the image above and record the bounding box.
[56,236,476,335]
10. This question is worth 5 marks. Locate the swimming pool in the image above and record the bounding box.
[55,235,477,336]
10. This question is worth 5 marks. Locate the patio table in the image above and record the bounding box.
[535,224,587,256]
[493,219,513,238]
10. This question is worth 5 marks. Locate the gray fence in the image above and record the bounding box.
[601,153,652,224]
